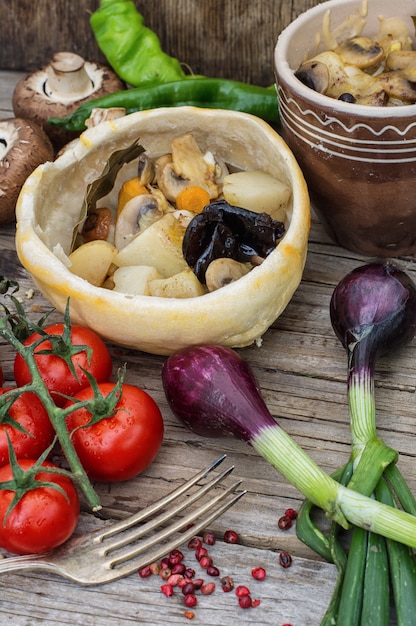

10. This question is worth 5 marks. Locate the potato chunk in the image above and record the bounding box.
[113,265,162,296]
[149,269,207,298]
[68,240,117,287]
[113,213,189,277]
[223,170,291,221]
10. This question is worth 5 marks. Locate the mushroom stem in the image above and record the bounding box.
[44,52,94,101]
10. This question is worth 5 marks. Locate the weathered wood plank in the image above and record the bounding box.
[0,0,322,86]
[0,67,408,626]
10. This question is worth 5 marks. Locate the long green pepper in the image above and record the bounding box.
[90,0,187,86]
[48,78,280,132]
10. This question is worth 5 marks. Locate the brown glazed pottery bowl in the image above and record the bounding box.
[275,0,416,257]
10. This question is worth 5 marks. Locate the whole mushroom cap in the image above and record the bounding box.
[12,52,125,150]
[0,118,54,225]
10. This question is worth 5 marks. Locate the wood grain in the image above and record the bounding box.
[0,70,408,626]
[0,0,322,85]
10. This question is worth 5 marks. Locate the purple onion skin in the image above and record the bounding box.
[162,345,277,442]
[330,262,416,366]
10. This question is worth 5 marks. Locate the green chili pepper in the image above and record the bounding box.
[48,78,280,132]
[90,0,186,86]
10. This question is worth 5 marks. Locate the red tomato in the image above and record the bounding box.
[65,382,164,482]
[0,460,79,554]
[14,324,112,406]
[0,389,55,467]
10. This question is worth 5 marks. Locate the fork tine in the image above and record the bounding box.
[99,465,236,551]
[96,454,228,541]
[108,478,243,563]
[107,486,246,579]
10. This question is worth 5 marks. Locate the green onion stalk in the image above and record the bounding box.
[161,342,416,548]
[300,262,416,626]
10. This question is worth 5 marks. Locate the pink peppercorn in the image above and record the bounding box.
[167,573,184,587]
[202,531,216,546]
[138,565,152,578]
[285,507,298,520]
[199,555,213,569]
[235,585,251,597]
[220,575,234,592]
[201,582,216,595]
[223,529,239,544]
[159,567,172,580]
[206,565,220,577]
[160,583,174,597]
[187,536,202,550]
[251,598,261,608]
[278,515,293,530]
[251,566,266,581]
[184,594,198,608]
[169,549,184,565]
[238,595,252,609]
[195,546,208,560]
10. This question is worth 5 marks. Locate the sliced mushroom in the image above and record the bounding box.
[295,60,330,93]
[157,162,190,202]
[321,5,367,50]
[171,134,219,199]
[0,117,54,224]
[205,258,250,292]
[114,193,164,250]
[137,153,156,185]
[386,50,416,71]
[12,52,124,150]
[335,37,384,69]
[376,17,413,52]
[84,107,126,129]
[378,69,416,102]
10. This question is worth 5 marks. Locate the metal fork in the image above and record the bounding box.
[0,455,245,585]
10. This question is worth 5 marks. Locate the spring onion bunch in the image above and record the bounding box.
[162,342,416,548]
[298,262,416,625]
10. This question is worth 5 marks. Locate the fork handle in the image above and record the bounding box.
[0,554,56,576]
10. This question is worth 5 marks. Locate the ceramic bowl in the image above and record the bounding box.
[275,0,416,257]
[15,107,310,356]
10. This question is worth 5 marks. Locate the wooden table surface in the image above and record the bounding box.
[1,70,415,626]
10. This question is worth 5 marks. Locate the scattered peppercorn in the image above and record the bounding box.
[238,594,253,609]
[206,565,220,577]
[160,583,174,597]
[251,598,261,608]
[188,536,202,550]
[278,514,293,530]
[184,593,198,608]
[201,582,216,595]
[235,585,251,597]
[184,611,195,620]
[220,575,235,592]
[159,566,172,580]
[202,531,216,546]
[223,529,239,544]
[138,565,152,578]
[182,582,196,596]
[251,566,266,581]
[279,551,292,568]
[284,507,298,520]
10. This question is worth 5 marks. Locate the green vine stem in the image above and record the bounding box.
[0,293,103,511]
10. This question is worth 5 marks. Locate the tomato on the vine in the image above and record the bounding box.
[0,389,55,467]
[65,382,164,482]
[0,460,79,554]
[14,324,112,406]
